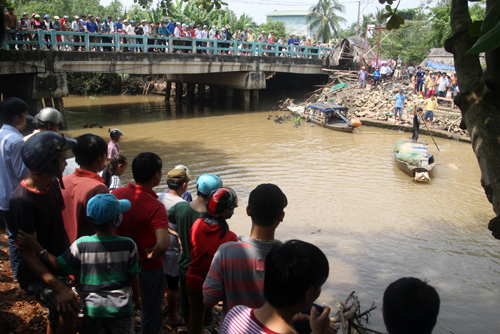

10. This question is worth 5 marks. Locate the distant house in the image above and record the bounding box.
[266,10,316,37]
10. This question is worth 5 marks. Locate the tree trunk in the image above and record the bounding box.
[446,0,500,239]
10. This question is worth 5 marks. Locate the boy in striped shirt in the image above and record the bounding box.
[17,193,141,334]
[220,240,332,334]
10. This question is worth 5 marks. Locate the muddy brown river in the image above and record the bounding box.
[63,95,499,333]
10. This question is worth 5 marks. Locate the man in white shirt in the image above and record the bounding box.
[208,25,216,54]
[438,73,447,98]
[158,168,191,326]
[142,20,149,35]
[125,20,136,52]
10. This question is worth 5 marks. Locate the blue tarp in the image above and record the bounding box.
[425,60,455,70]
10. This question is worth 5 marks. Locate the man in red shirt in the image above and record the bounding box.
[61,134,109,243]
[114,152,170,334]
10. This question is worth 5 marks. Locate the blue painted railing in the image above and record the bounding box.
[3,29,332,58]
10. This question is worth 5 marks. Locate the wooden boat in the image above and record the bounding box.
[394,139,436,182]
[306,102,357,132]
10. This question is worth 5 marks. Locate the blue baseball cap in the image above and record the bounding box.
[87,194,131,225]
[130,20,134,23]
[104,18,108,22]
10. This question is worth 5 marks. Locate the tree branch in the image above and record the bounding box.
[445,0,483,94]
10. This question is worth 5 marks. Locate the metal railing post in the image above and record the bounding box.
[169,36,173,53]
[143,35,148,53]
[214,39,218,54]
[115,33,120,52]
[192,38,196,54]
[38,29,44,50]
[85,32,90,50]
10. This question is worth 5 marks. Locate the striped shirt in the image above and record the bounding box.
[220,305,297,334]
[203,236,282,323]
[58,235,142,318]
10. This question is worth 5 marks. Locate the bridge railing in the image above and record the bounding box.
[3,29,332,58]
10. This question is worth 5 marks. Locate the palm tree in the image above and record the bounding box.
[306,0,347,43]
[373,8,387,27]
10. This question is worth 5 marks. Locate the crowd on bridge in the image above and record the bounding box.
[4,6,322,57]
[1,96,442,334]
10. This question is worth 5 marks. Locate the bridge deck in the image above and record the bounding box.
[0,50,324,76]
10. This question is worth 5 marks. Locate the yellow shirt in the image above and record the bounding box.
[425,76,433,88]
[424,98,438,111]
[247,33,254,42]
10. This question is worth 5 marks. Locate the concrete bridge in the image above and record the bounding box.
[0,50,327,113]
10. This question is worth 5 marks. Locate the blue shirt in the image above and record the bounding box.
[86,21,98,33]
[79,19,86,32]
[158,25,168,37]
[114,22,123,32]
[100,23,111,33]
[373,70,380,80]
[416,70,425,80]
[0,125,29,210]
[293,38,300,45]
[167,22,175,35]
[394,93,406,108]
[287,38,293,45]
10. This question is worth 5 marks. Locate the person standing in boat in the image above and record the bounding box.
[412,107,423,141]
[394,88,406,124]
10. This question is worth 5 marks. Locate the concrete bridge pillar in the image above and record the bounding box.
[225,88,234,110]
[252,89,259,111]
[175,82,183,108]
[243,90,251,112]
[187,83,195,106]
[211,86,219,110]
[166,82,172,101]
[198,84,205,108]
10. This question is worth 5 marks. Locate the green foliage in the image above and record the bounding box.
[12,0,125,20]
[467,1,500,54]
[306,0,347,43]
[66,73,122,96]
[391,20,432,63]
[259,20,287,39]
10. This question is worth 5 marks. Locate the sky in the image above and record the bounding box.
[101,0,422,28]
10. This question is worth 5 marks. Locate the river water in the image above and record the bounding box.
[63,95,499,333]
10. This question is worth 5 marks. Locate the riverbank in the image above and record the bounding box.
[278,77,471,143]
[0,234,222,334]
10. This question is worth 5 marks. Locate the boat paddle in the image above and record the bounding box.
[423,121,440,152]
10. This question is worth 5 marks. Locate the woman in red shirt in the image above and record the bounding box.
[186,188,238,334]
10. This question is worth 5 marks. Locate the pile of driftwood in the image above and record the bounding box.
[322,69,360,85]
[331,292,383,334]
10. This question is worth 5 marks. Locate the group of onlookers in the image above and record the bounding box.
[4,7,321,56]
[0,96,442,334]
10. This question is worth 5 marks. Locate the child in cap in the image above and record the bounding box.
[17,193,141,334]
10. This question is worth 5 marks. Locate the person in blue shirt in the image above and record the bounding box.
[0,97,30,282]
[86,15,99,51]
[114,17,123,33]
[166,20,175,35]
[101,18,112,51]
[293,35,300,55]
[158,20,169,53]
[416,66,425,94]
[394,88,406,123]
[373,67,381,86]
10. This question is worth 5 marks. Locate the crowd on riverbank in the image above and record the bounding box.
[1,97,442,334]
[4,7,320,56]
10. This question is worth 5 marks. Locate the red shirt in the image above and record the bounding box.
[61,169,109,243]
[187,217,237,291]
[113,183,169,271]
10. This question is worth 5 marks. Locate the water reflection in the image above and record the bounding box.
[63,95,499,333]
